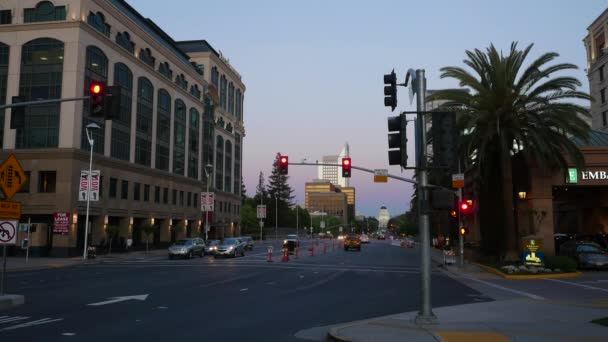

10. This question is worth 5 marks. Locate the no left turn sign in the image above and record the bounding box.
[0,220,17,245]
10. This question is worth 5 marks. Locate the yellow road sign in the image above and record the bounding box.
[374,169,388,183]
[0,154,28,200]
[0,201,21,219]
[452,173,464,189]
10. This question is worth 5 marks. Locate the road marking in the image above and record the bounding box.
[62,332,76,336]
[299,275,304,279]
[0,316,29,324]
[544,278,608,293]
[0,318,64,331]
[459,275,545,300]
[157,306,168,309]
[240,288,248,291]
[88,294,149,306]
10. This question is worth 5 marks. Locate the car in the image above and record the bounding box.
[360,234,370,243]
[168,238,205,259]
[575,234,608,249]
[283,234,300,253]
[214,237,246,258]
[377,234,386,240]
[337,235,346,240]
[240,236,254,250]
[344,235,361,251]
[560,240,608,269]
[204,239,220,255]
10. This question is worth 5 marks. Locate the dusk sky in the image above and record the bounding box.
[130,0,606,217]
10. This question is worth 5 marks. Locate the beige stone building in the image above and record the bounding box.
[584,8,608,131]
[0,0,245,256]
[305,180,348,223]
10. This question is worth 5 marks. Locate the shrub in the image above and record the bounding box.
[545,256,577,272]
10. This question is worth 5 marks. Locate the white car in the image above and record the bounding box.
[360,234,370,243]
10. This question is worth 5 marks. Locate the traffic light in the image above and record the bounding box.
[460,227,469,236]
[89,81,106,117]
[342,157,351,178]
[387,113,407,167]
[459,200,473,216]
[384,70,397,111]
[278,155,288,175]
[450,210,457,218]
[10,96,25,129]
[431,111,458,168]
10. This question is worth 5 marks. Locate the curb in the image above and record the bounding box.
[0,294,25,310]
[475,263,581,279]
[327,327,354,342]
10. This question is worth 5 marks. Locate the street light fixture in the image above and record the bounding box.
[83,122,100,261]
[204,163,213,241]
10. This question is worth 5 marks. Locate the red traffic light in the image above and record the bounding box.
[90,82,103,95]
[342,157,352,178]
[460,202,469,211]
[459,200,473,215]
[278,155,288,175]
[280,156,288,165]
[342,158,350,166]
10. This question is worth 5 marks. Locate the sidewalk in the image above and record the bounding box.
[326,244,608,342]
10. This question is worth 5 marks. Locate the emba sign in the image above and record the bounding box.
[581,171,608,180]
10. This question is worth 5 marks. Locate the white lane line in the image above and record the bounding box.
[0,317,29,324]
[544,278,608,293]
[240,288,248,291]
[0,318,64,331]
[460,275,545,300]
[62,332,76,336]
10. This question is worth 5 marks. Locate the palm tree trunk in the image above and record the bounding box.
[500,138,518,260]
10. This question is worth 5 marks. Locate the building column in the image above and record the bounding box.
[61,40,86,149]
[527,197,555,256]
[3,39,22,149]
[160,218,171,244]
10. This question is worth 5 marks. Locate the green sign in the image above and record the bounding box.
[567,168,578,184]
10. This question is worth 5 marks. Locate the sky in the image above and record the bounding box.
[129,0,607,217]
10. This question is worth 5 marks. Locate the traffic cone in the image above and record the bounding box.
[282,247,289,262]
[267,247,273,262]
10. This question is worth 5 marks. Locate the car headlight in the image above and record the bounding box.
[228,246,234,251]
[211,246,217,250]
[283,240,288,244]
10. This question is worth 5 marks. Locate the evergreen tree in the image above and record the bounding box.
[241,177,247,204]
[254,171,267,204]
[267,153,295,227]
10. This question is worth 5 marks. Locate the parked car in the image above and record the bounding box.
[344,235,361,251]
[283,234,300,253]
[575,234,608,249]
[360,234,370,243]
[215,238,246,258]
[240,236,254,250]
[554,233,576,253]
[168,238,205,259]
[560,240,608,269]
[204,239,220,255]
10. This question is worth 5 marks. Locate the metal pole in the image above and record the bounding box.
[296,205,299,237]
[458,161,464,268]
[415,69,437,324]
[275,195,278,241]
[205,174,210,241]
[1,245,6,295]
[83,129,93,262]
[0,96,90,110]
[259,190,264,241]
[26,217,31,264]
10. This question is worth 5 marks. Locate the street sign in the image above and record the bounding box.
[374,169,388,183]
[320,221,326,229]
[18,223,31,232]
[53,212,70,234]
[452,173,464,188]
[201,192,215,212]
[0,154,28,200]
[0,201,21,219]
[0,220,18,245]
[256,205,267,219]
[79,170,100,201]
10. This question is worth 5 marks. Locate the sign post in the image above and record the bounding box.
[201,192,215,241]
[257,205,266,241]
[0,220,18,296]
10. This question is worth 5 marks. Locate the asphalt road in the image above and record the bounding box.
[1,240,487,341]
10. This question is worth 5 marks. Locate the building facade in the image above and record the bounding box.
[0,0,244,256]
[584,8,608,131]
[305,179,348,223]
[317,142,350,188]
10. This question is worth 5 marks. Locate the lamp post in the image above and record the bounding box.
[204,164,213,241]
[83,122,100,261]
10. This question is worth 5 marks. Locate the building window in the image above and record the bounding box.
[24,1,66,23]
[601,65,605,82]
[188,108,200,179]
[603,111,607,127]
[158,61,173,79]
[138,48,155,68]
[38,171,56,193]
[18,171,31,193]
[225,140,232,193]
[211,66,218,87]
[144,184,150,202]
[87,12,110,37]
[602,88,606,104]
[220,75,227,110]
[111,63,133,161]
[235,89,242,121]
[121,180,129,199]
[134,182,141,201]
[81,46,107,154]
[136,77,153,166]
[17,38,63,149]
[0,42,8,147]
[173,99,186,175]
[116,31,135,54]
[110,178,117,198]
[228,82,234,115]
[187,192,192,207]
[179,190,184,206]
[156,89,171,171]
[215,136,224,191]
[0,10,12,24]
[175,73,188,91]
[163,187,168,204]
[190,84,201,100]
[219,201,223,212]
[154,186,160,203]
[193,193,198,208]
[172,189,177,205]
[234,141,241,196]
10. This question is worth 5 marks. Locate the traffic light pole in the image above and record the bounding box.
[458,161,464,269]
[0,96,89,110]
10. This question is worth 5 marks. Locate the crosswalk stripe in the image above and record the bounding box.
[0,318,64,331]
[0,317,29,324]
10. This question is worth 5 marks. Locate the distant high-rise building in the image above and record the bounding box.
[378,206,391,229]
[318,142,350,187]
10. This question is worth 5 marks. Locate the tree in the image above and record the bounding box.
[267,153,295,227]
[241,177,247,204]
[428,42,590,259]
[141,224,155,254]
[254,171,268,205]
[240,199,258,236]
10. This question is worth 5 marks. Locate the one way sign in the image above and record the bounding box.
[79,170,100,201]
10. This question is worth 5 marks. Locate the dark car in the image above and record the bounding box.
[554,233,576,253]
[560,240,608,269]
[204,239,220,255]
[240,236,254,250]
[283,234,300,253]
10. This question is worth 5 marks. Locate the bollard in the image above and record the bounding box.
[282,247,289,262]
[267,246,273,262]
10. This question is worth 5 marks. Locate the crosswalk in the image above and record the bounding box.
[0,315,63,332]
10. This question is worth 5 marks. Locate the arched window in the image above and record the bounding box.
[81,46,107,154]
[17,38,64,148]
[224,140,232,193]
[0,42,9,147]
[116,31,135,54]
[138,48,155,68]
[235,89,242,121]
[188,108,200,179]
[234,133,241,196]
[156,89,171,171]
[215,136,224,191]
[219,75,227,110]
[173,99,186,175]
[111,63,133,161]
[24,1,66,23]
[175,73,187,90]
[135,77,153,166]
[211,66,219,87]
[87,12,110,37]
[228,82,234,115]
[158,61,173,79]
[190,84,201,100]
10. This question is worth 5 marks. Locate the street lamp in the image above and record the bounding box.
[83,122,100,261]
[204,163,213,241]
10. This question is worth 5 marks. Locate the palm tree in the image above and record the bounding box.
[428,42,590,259]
